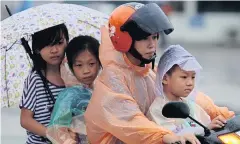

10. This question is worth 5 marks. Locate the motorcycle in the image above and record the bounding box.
[162,102,240,144]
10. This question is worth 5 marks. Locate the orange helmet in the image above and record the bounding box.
[109,2,174,52]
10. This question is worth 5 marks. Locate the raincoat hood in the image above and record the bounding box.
[156,45,202,99]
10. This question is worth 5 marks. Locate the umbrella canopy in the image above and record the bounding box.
[1,3,108,107]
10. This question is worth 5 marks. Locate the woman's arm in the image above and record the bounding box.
[196,92,235,120]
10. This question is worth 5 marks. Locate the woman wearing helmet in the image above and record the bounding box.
[84,2,177,143]
[84,2,233,144]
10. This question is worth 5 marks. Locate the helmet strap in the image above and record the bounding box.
[128,45,156,69]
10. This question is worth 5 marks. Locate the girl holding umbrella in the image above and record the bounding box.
[19,24,70,144]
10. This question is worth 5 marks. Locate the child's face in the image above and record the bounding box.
[134,34,158,59]
[72,50,100,86]
[163,65,196,98]
[40,36,67,66]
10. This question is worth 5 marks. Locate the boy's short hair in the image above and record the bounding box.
[166,64,178,76]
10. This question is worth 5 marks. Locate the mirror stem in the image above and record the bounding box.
[188,115,211,136]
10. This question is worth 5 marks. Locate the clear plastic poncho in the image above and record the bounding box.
[147,45,212,135]
[46,85,92,144]
[84,26,173,144]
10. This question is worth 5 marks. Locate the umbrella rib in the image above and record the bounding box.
[5,40,18,51]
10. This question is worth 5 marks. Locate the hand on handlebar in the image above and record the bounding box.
[163,133,201,144]
[208,115,226,130]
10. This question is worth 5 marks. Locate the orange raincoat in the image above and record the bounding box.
[84,26,234,144]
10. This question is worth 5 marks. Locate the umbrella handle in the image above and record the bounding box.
[20,38,34,60]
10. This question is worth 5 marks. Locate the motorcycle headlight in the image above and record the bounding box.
[218,130,240,144]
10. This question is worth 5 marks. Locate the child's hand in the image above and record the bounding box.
[208,115,226,130]
[68,129,78,142]
[63,138,77,144]
[163,133,200,144]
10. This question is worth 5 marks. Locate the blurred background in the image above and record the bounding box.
[1,1,240,143]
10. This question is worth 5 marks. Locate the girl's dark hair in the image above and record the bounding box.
[32,23,69,71]
[66,35,101,72]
